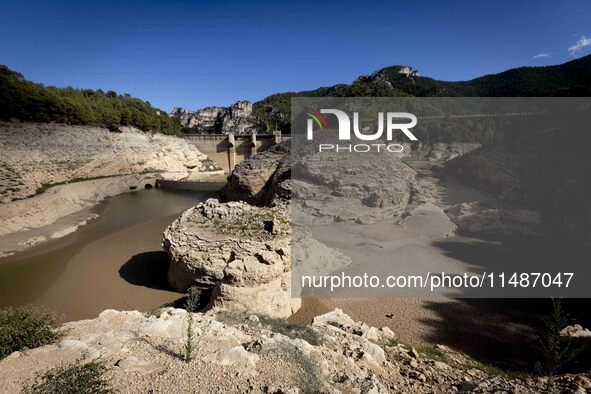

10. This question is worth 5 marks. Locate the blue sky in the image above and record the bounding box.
[1,0,590,110]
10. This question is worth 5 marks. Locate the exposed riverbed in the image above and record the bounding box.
[0,188,213,322]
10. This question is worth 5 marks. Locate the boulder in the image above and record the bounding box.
[560,324,591,338]
[205,346,259,370]
[163,198,299,318]
[400,202,457,239]
[220,139,291,206]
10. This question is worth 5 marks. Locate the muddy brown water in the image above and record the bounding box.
[0,188,213,322]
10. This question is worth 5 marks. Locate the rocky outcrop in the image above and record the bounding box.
[292,148,416,225]
[445,125,591,239]
[560,324,591,338]
[220,139,291,206]
[2,308,589,393]
[170,101,265,135]
[446,201,543,237]
[0,121,220,203]
[162,198,299,318]
[164,139,296,318]
[397,66,420,77]
[355,66,420,89]
[170,106,224,131]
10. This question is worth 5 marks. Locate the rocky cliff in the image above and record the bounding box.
[0,121,219,203]
[0,121,222,257]
[170,100,265,135]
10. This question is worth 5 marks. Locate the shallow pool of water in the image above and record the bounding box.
[0,188,213,321]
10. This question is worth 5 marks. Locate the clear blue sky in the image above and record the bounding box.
[1,0,590,111]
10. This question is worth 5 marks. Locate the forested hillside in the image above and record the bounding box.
[0,65,181,134]
[254,55,591,131]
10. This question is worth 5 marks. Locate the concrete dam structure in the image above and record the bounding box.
[184,133,283,173]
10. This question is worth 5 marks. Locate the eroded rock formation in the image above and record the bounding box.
[163,138,298,318]
[163,198,299,318]
[170,101,265,135]
[220,139,291,206]
[0,121,220,203]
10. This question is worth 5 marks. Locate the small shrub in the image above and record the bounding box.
[35,183,54,195]
[0,306,60,359]
[25,360,110,394]
[184,286,201,362]
[535,298,585,376]
[384,338,411,350]
[417,346,449,363]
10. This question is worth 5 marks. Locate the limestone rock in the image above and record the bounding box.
[313,309,397,344]
[220,139,291,206]
[171,101,265,135]
[292,149,415,225]
[205,346,259,370]
[400,203,457,239]
[560,324,591,338]
[162,198,298,318]
[0,121,219,204]
[313,308,356,331]
[0,308,588,393]
[447,200,543,236]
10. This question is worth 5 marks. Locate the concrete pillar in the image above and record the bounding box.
[250,132,261,156]
[273,130,281,144]
[228,133,236,171]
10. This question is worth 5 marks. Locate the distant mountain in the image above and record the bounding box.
[0,65,182,134]
[253,55,591,132]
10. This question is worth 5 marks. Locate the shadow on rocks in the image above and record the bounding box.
[119,251,174,291]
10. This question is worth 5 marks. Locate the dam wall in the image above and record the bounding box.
[184,132,284,173]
